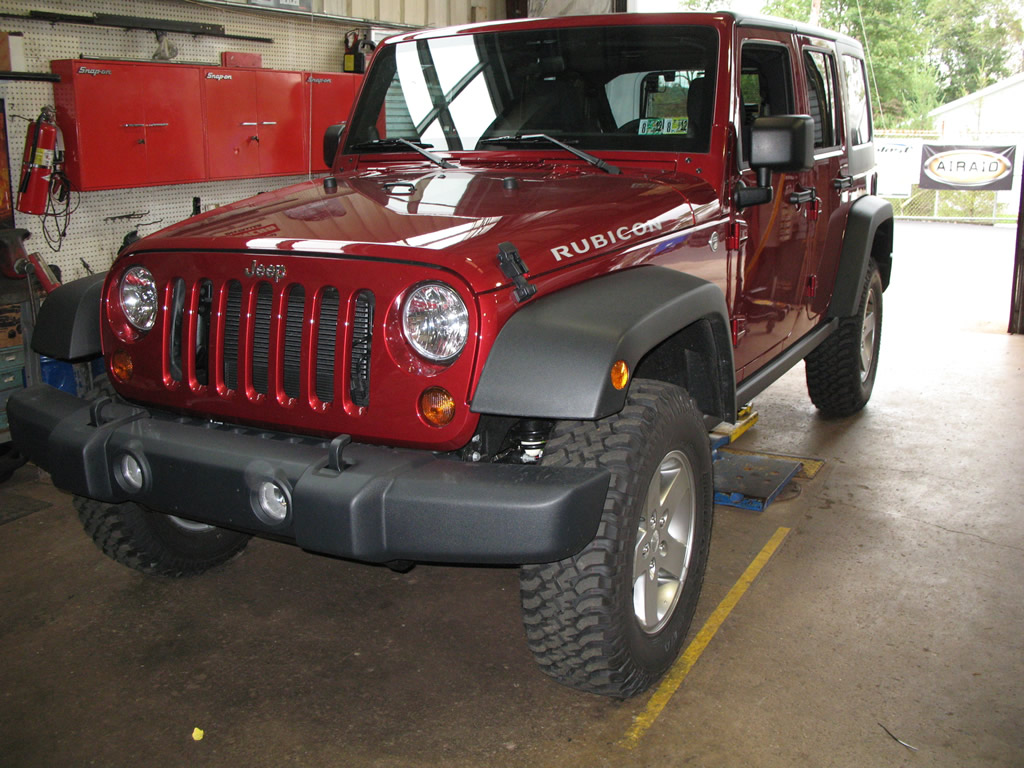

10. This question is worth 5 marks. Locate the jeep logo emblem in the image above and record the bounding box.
[244,260,287,282]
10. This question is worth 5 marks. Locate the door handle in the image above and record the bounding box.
[240,121,258,126]
[833,175,853,190]
[261,121,277,126]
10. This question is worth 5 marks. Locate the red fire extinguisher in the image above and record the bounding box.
[17,108,59,216]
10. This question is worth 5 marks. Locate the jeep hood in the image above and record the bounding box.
[132,165,706,294]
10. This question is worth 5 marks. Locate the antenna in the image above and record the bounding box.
[853,0,886,128]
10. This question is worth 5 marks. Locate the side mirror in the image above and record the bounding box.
[323,122,347,168]
[736,115,815,209]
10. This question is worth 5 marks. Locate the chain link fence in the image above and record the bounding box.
[877,130,1021,225]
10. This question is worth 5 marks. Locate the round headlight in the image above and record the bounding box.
[120,266,157,332]
[402,283,469,363]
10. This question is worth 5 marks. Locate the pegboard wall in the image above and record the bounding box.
[0,0,496,282]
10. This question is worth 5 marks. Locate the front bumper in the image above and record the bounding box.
[6,386,610,565]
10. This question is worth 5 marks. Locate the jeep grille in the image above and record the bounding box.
[164,277,373,408]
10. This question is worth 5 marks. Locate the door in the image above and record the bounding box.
[71,62,147,189]
[732,34,810,374]
[790,45,845,340]
[142,65,206,184]
[255,70,306,175]
[204,68,260,179]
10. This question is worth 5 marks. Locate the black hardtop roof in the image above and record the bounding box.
[383,11,865,55]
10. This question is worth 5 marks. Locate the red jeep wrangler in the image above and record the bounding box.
[8,12,893,698]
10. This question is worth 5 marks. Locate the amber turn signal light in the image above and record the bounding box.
[420,387,456,427]
[110,350,133,382]
[611,360,630,391]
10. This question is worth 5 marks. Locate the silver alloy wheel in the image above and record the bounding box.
[633,449,697,634]
[860,287,878,382]
[167,515,216,533]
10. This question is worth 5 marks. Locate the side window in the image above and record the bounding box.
[739,43,795,163]
[804,50,839,149]
[843,54,872,146]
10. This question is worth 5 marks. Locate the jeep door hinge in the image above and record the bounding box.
[726,221,744,251]
[806,274,819,298]
[497,242,537,303]
[731,316,747,347]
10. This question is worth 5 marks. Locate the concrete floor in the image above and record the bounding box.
[2,221,1022,767]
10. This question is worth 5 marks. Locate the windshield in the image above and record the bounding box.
[345,24,719,156]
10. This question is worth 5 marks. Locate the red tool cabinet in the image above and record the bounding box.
[306,72,361,170]
[51,60,206,190]
[50,60,361,190]
[202,68,306,179]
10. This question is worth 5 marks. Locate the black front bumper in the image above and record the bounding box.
[6,386,610,565]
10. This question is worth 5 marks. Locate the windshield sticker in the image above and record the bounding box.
[638,118,688,135]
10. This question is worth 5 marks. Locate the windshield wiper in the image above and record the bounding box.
[478,134,620,175]
[349,138,455,169]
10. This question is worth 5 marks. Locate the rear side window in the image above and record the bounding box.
[803,50,839,149]
[843,54,872,146]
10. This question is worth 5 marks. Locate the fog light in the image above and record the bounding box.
[256,481,289,522]
[420,387,455,427]
[111,350,133,382]
[119,454,144,492]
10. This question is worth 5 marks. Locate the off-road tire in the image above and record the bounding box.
[805,260,883,417]
[74,496,250,577]
[519,379,714,698]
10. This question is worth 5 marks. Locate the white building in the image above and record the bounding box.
[929,71,1024,144]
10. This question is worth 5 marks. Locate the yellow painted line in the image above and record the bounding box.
[619,526,792,750]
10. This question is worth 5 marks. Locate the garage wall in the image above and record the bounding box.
[0,0,500,283]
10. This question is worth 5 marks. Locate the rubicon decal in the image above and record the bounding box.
[551,220,664,261]
[919,145,1016,191]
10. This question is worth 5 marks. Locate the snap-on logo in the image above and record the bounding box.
[206,72,234,80]
[307,76,333,84]
[78,67,113,76]
[244,260,287,282]
[550,220,664,261]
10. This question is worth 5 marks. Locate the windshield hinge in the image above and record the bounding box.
[497,242,537,304]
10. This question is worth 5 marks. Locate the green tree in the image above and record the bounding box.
[926,0,1024,102]
[762,0,938,128]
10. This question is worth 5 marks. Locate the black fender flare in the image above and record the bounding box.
[31,273,105,361]
[470,266,736,422]
[829,196,893,319]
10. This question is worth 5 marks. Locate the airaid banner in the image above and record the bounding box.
[919,145,1016,191]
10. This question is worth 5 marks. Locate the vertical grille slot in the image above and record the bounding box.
[316,288,340,403]
[251,283,273,395]
[167,278,185,383]
[194,280,213,386]
[350,290,374,407]
[223,281,242,391]
[283,285,305,400]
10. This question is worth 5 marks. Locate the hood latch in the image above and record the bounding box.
[497,242,537,304]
